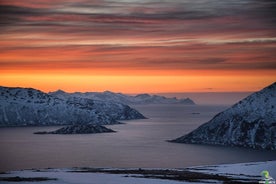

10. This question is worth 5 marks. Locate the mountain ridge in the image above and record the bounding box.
[49,90,195,105]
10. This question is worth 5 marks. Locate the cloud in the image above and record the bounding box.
[0,0,275,73]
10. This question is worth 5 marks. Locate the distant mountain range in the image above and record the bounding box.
[0,86,145,127]
[49,90,195,105]
[171,82,276,150]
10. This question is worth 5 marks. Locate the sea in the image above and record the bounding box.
[0,103,276,172]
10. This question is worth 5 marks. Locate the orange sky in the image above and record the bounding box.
[1,0,275,93]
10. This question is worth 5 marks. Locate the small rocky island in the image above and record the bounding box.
[34,124,115,134]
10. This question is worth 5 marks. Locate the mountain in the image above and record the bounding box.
[0,86,145,127]
[171,82,276,150]
[34,124,115,134]
[49,90,195,105]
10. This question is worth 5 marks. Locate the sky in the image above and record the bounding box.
[0,0,275,93]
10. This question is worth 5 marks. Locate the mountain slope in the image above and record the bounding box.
[0,86,145,126]
[49,90,195,105]
[171,82,276,150]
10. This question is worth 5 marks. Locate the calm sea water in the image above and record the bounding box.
[0,105,275,172]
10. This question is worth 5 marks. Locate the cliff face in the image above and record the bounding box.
[172,82,276,150]
[0,86,145,126]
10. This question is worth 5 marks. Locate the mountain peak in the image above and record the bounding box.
[103,90,114,94]
[53,89,66,94]
[135,93,151,98]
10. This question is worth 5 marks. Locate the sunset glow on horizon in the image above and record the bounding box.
[1,0,275,93]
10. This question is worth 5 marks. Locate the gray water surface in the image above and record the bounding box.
[0,105,275,172]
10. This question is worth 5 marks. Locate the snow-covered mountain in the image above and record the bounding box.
[49,90,195,105]
[0,86,145,127]
[171,82,276,150]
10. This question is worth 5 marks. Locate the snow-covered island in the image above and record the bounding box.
[0,86,145,127]
[171,82,276,150]
[49,90,195,105]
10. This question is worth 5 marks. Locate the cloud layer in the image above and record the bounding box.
[1,0,276,72]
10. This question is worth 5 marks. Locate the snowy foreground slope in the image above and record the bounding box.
[171,82,276,150]
[0,161,275,184]
[50,90,195,105]
[0,86,145,126]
